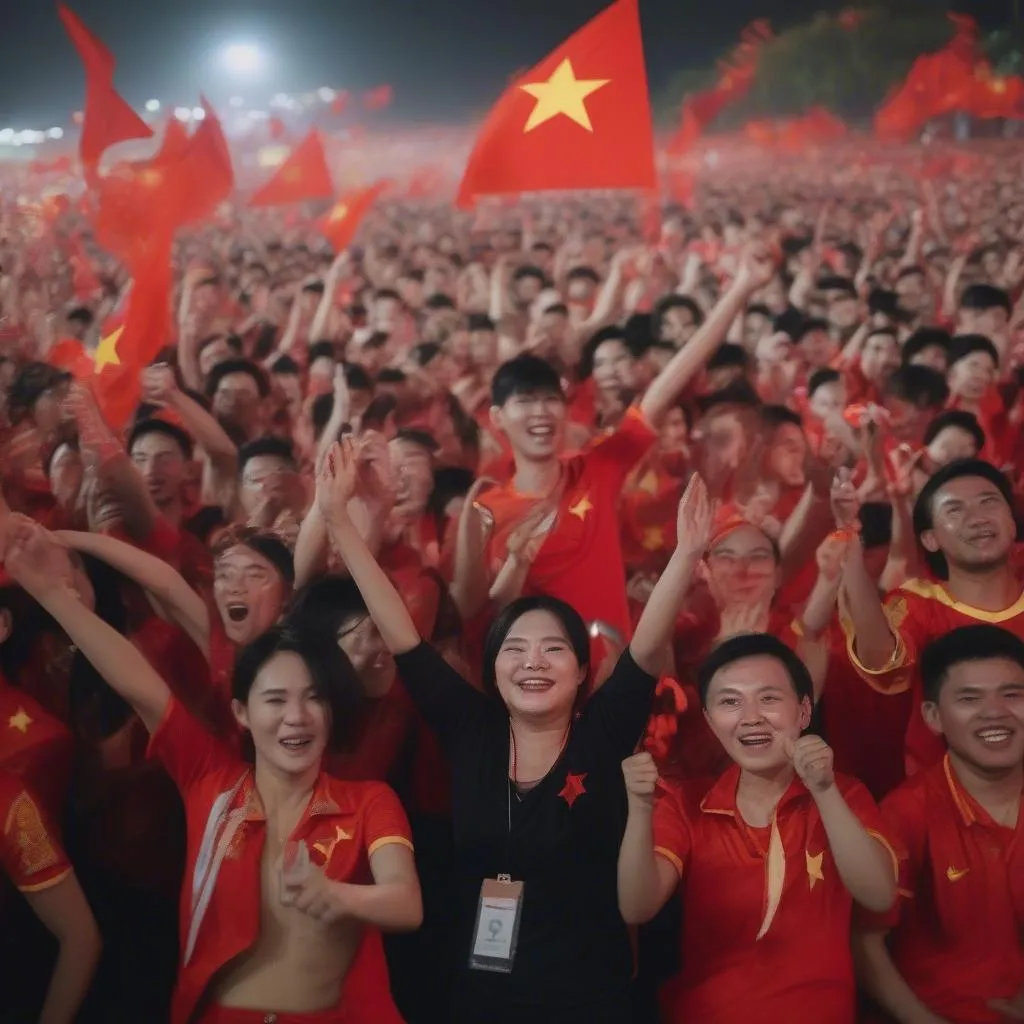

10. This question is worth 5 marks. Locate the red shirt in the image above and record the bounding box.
[147,698,411,1024]
[844,578,1024,776]
[0,679,73,822]
[653,765,895,1024]
[870,755,1024,1023]
[478,406,656,642]
[0,769,70,894]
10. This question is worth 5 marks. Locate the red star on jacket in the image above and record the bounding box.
[559,772,588,809]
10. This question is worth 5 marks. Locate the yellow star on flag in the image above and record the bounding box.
[568,494,593,521]
[8,707,33,734]
[641,526,665,552]
[328,203,350,224]
[520,58,610,133]
[93,327,123,372]
[806,850,824,890]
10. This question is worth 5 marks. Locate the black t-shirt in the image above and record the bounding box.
[394,642,656,1021]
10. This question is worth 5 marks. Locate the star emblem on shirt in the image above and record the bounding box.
[641,526,665,552]
[312,825,353,864]
[520,59,610,133]
[8,707,33,734]
[558,772,587,809]
[637,470,660,495]
[568,494,594,521]
[806,850,824,890]
[946,865,969,883]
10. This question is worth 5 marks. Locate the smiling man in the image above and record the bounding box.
[841,459,1024,778]
[854,625,1024,1023]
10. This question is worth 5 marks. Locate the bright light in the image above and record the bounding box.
[192,107,206,121]
[0,130,13,143]
[174,106,192,122]
[145,99,161,113]
[222,43,263,76]
[48,127,64,140]
[318,87,336,103]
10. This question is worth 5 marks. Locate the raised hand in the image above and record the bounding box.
[316,438,359,526]
[816,531,851,583]
[621,752,660,809]
[279,839,342,924]
[139,364,178,407]
[676,473,713,560]
[830,467,861,532]
[785,735,835,795]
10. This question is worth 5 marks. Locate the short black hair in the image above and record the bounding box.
[409,342,443,367]
[128,418,194,460]
[883,365,949,409]
[238,436,297,476]
[651,294,704,338]
[913,458,1015,579]
[307,340,336,365]
[491,355,563,407]
[707,343,749,373]
[792,317,831,344]
[566,266,600,285]
[920,624,1024,704]
[212,526,295,586]
[923,409,986,453]
[343,363,372,391]
[67,306,94,327]
[860,502,893,551]
[698,632,814,707]
[959,283,1011,317]
[807,367,842,397]
[7,363,71,423]
[375,367,407,385]
[394,428,439,455]
[270,354,301,376]
[424,293,455,311]
[902,327,951,365]
[948,333,1000,369]
[761,404,803,432]
[206,359,270,400]
[467,313,495,332]
[286,574,370,638]
[232,624,364,753]
[512,264,546,285]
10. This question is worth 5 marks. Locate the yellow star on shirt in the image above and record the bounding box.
[568,494,593,521]
[93,326,123,372]
[520,58,610,133]
[313,825,353,864]
[806,850,824,890]
[641,526,665,552]
[8,707,33,734]
[637,471,660,496]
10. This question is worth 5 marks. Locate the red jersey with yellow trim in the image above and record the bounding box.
[147,698,410,1024]
[864,756,1024,1023]
[0,678,73,822]
[0,769,71,894]
[478,406,656,640]
[653,765,896,1024]
[844,578,1024,776]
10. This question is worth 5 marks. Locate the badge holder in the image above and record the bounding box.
[468,874,524,973]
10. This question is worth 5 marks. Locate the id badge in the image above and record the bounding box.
[469,875,524,973]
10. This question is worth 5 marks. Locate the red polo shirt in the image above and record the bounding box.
[478,406,656,644]
[653,765,896,1024]
[147,698,412,1024]
[844,578,1024,777]
[867,755,1024,1023]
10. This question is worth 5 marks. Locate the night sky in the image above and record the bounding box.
[0,0,1013,127]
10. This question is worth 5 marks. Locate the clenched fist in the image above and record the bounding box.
[622,752,659,809]
[785,735,835,795]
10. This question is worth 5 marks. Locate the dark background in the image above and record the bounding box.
[0,0,1014,125]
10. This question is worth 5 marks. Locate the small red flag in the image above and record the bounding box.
[317,180,390,253]
[248,129,334,207]
[457,0,654,207]
[362,85,393,111]
[58,4,152,169]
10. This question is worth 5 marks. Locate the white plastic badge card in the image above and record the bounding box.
[469,876,524,973]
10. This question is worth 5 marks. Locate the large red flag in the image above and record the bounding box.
[317,181,390,253]
[58,4,152,168]
[248,130,334,207]
[456,0,655,206]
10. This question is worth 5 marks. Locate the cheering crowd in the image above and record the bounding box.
[0,127,1023,1024]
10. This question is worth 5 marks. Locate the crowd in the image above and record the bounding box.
[0,132,1022,1024]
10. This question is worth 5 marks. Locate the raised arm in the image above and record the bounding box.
[4,519,171,732]
[316,439,421,655]
[55,529,210,658]
[639,246,776,427]
[629,474,712,676]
